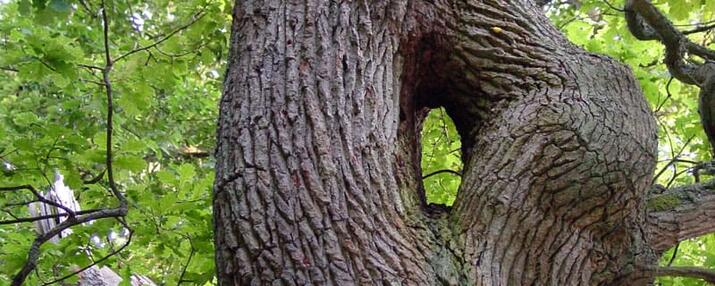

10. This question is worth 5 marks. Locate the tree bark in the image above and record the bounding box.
[213,0,666,285]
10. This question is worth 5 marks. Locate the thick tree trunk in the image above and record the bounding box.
[213,0,660,285]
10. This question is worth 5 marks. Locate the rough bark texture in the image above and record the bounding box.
[213,0,663,285]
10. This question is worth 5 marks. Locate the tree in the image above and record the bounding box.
[213,0,715,285]
[1,0,714,285]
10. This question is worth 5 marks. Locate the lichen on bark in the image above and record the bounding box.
[647,194,681,212]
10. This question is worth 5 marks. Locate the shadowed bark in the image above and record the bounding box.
[210,0,703,285]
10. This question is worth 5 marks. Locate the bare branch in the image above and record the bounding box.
[77,63,103,71]
[82,169,106,184]
[667,243,679,267]
[646,179,715,253]
[603,0,625,13]
[1,199,30,208]
[652,135,693,183]
[177,236,196,285]
[653,76,674,114]
[0,185,36,192]
[0,66,18,72]
[674,19,715,27]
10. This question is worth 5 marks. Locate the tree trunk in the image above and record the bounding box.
[213,0,663,285]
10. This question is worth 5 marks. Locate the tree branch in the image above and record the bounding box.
[646,180,715,253]
[0,184,76,217]
[625,0,714,84]
[0,209,104,225]
[422,169,462,179]
[0,66,18,72]
[683,23,715,35]
[113,10,206,63]
[82,169,106,184]
[177,236,196,285]
[40,219,133,286]
[639,265,715,284]
[11,207,127,285]
[625,0,715,155]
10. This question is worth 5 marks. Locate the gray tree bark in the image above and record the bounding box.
[212,0,707,285]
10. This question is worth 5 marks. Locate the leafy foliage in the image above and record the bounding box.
[0,0,230,284]
[421,108,463,206]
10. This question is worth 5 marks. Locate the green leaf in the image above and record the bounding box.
[122,138,146,153]
[114,156,147,173]
[157,169,177,185]
[177,164,196,182]
[12,112,38,127]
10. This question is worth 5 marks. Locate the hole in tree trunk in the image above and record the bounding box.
[420,107,463,207]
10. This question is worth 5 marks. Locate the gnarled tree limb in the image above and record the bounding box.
[625,0,712,84]
[625,0,715,155]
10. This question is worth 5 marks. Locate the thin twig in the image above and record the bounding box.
[0,209,104,225]
[654,77,674,114]
[113,10,206,63]
[667,242,680,267]
[177,236,196,285]
[0,185,76,217]
[78,63,103,71]
[603,0,626,12]
[3,200,39,207]
[82,169,106,184]
[674,19,715,27]
[423,169,463,179]
[0,66,18,72]
[683,23,715,35]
